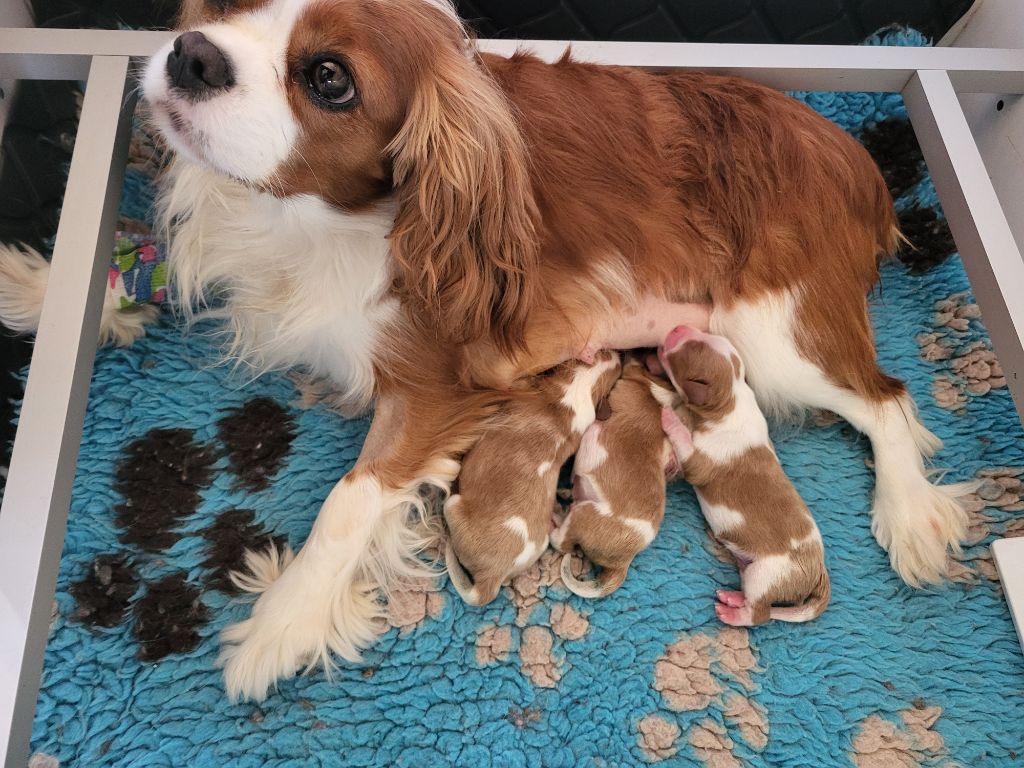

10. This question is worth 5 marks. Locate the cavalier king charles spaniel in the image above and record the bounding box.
[0,0,973,701]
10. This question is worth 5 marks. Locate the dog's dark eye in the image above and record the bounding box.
[305,58,356,107]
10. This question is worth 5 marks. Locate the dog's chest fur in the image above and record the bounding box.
[159,163,397,410]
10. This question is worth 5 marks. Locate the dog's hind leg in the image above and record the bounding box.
[713,287,974,588]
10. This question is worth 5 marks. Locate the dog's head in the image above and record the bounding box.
[143,0,539,348]
[658,325,743,419]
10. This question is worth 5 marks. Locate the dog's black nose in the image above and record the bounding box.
[166,31,233,95]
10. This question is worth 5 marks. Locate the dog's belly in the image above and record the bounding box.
[593,296,712,351]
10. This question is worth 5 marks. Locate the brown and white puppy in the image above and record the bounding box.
[445,351,621,605]
[659,326,830,625]
[552,354,678,597]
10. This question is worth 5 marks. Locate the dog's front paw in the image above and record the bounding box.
[871,478,975,587]
[219,547,382,701]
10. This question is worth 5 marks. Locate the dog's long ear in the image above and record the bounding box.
[388,45,540,353]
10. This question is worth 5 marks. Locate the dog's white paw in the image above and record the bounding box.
[100,303,160,346]
[219,545,381,702]
[872,477,976,587]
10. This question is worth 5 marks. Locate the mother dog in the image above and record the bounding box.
[10,0,971,700]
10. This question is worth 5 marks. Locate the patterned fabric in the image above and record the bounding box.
[28,29,1024,768]
[109,234,168,309]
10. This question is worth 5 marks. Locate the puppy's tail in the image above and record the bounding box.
[769,569,831,623]
[444,541,499,606]
[559,554,628,598]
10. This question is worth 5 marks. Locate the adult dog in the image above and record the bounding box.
[0,0,970,701]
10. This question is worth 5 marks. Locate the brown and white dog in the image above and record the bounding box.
[0,0,972,700]
[445,352,621,606]
[659,326,830,625]
[552,355,677,597]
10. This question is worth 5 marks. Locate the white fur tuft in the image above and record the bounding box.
[0,243,48,333]
[870,479,976,587]
[219,457,458,702]
[155,161,396,411]
[0,242,159,346]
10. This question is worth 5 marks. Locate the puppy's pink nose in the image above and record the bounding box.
[663,325,694,352]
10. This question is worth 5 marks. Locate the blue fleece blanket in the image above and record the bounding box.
[28,28,1024,768]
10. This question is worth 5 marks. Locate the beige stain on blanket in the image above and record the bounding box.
[385,575,445,634]
[549,603,589,640]
[508,549,575,626]
[637,715,681,762]
[648,629,763,763]
[654,634,723,711]
[723,694,769,749]
[654,630,759,710]
[920,293,1006,412]
[475,624,512,665]
[689,720,742,768]
[852,704,955,768]
[519,625,560,688]
[946,468,1024,589]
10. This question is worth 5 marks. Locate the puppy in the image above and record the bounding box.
[658,326,830,625]
[552,354,678,597]
[445,351,621,605]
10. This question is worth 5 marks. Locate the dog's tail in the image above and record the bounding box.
[0,243,49,334]
[559,554,628,598]
[769,568,831,623]
[0,242,158,345]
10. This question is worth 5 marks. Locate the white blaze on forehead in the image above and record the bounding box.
[142,0,313,184]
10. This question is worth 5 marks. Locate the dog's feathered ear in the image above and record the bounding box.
[388,45,540,353]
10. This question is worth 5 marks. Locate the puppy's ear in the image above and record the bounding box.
[682,380,710,406]
[389,43,539,353]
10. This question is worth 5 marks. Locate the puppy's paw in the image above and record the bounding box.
[715,590,746,608]
[714,600,753,626]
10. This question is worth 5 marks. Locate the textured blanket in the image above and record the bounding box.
[28,28,1024,768]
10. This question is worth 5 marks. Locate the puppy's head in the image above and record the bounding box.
[658,326,743,419]
[144,0,539,347]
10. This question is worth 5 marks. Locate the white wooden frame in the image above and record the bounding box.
[1,28,1023,767]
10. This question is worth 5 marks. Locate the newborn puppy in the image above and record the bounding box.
[659,326,830,625]
[445,351,622,605]
[552,354,678,597]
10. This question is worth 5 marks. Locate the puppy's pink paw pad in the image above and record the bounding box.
[715,602,752,626]
[715,590,746,608]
